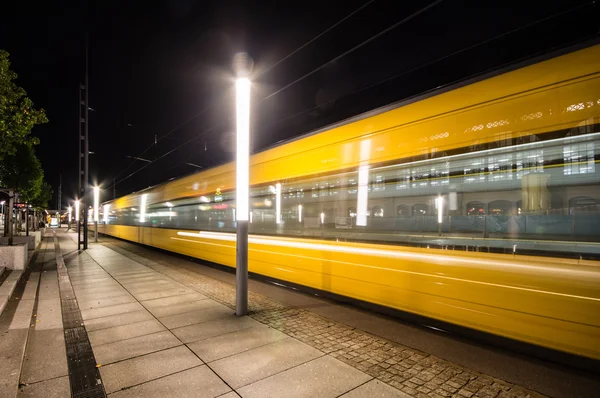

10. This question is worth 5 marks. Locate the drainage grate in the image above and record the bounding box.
[54,234,106,398]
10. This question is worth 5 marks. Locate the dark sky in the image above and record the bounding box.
[0,0,598,209]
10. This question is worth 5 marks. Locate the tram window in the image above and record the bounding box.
[396,205,409,216]
[412,204,428,215]
[372,205,384,217]
[467,201,485,216]
[488,200,512,215]
[569,196,598,214]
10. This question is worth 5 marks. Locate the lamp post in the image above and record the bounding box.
[93,186,99,243]
[68,206,72,231]
[234,53,252,316]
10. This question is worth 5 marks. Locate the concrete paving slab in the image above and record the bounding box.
[216,393,238,398]
[76,289,131,300]
[126,283,182,294]
[100,345,202,394]
[71,277,114,286]
[9,299,35,330]
[109,269,156,275]
[93,330,181,365]
[80,301,144,320]
[237,355,371,398]
[88,319,166,346]
[33,298,62,330]
[73,286,127,298]
[72,282,121,291]
[37,271,59,299]
[133,287,195,301]
[187,325,287,363]
[147,299,220,318]
[159,305,233,330]
[84,310,155,332]
[171,315,260,344]
[210,337,323,389]
[20,329,68,383]
[340,379,411,398]
[0,329,29,397]
[21,272,39,300]
[109,365,231,398]
[78,294,136,310]
[17,375,70,397]
[115,276,166,285]
[141,292,207,308]
[120,279,172,288]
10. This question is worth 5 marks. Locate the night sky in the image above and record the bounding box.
[0,0,597,209]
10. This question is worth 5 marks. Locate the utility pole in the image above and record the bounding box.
[78,35,89,250]
[57,174,62,211]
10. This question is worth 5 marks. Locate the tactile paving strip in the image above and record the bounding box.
[54,234,106,398]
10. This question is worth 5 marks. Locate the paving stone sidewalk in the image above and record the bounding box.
[103,239,546,398]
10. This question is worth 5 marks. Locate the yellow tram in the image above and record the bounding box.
[100,43,600,361]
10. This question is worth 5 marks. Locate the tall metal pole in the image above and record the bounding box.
[57,174,62,212]
[235,72,251,316]
[78,80,82,249]
[83,35,89,249]
[77,35,90,250]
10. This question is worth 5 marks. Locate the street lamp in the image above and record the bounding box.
[235,60,251,316]
[93,186,99,242]
[75,200,80,222]
[68,205,72,230]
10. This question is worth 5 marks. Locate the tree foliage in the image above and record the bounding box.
[29,180,53,209]
[0,144,43,201]
[0,50,47,160]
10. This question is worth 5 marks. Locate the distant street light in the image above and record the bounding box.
[234,52,252,316]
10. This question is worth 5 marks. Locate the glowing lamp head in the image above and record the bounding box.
[93,186,100,222]
[75,200,80,221]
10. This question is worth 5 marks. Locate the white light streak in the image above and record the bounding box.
[275,183,281,224]
[436,196,443,224]
[103,204,110,223]
[75,200,80,221]
[356,165,369,226]
[173,231,599,281]
[298,204,303,223]
[140,194,148,222]
[236,77,250,221]
[320,212,325,224]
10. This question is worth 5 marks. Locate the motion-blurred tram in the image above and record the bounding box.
[99,43,600,363]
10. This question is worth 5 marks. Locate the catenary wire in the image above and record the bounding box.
[138,1,595,185]
[262,0,445,100]
[108,0,377,191]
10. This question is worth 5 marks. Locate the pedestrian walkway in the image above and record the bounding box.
[0,230,70,397]
[1,229,597,397]
[62,232,399,398]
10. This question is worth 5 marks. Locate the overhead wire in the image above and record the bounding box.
[256,1,596,133]
[107,0,379,191]
[110,0,587,192]
[262,0,445,100]
[152,0,594,181]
